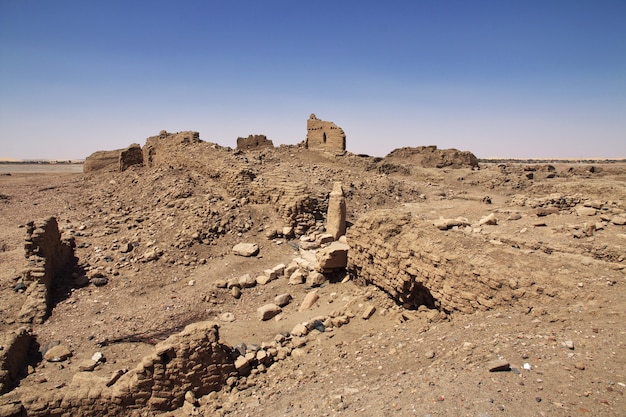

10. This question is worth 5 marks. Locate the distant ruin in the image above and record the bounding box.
[236,134,274,150]
[83,144,143,173]
[305,114,346,153]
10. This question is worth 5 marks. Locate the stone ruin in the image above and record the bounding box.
[385,145,478,169]
[18,217,76,325]
[83,144,143,173]
[142,131,201,168]
[347,210,542,313]
[0,217,75,396]
[305,114,346,154]
[236,134,274,150]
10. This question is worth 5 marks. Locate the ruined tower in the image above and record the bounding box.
[305,114,346,153]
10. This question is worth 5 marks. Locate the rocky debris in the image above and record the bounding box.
[326,182,346,240]
[232,243,259,257]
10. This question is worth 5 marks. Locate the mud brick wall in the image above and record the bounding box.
[18,217,75,324]
[346,210,535,313]
[0,328,35,395]
[14,322,236,416]
[251,176,318,236]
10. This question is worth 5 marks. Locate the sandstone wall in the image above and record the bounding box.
[10,322,236,416]
[346,210,537,313]
[306,114,346,153]
[236,135,274,150]
[18,217,75,324]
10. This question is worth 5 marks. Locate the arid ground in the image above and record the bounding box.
[0,138,625,417]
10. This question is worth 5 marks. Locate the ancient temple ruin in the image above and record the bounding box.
[305,114,346,153]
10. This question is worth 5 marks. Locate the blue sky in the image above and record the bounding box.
[1,1,625,159]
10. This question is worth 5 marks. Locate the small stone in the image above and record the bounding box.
[232,243,259,257]
[487,359,510,372]
[299,291,319,312]
[274,293,292,307]
[78,360,98,372]
[256,275,272,285]
[425,350,436,359]
[574,362,586,370]
[74,275,90,287]
[231,287,242,299]
[219,312,236,322]
[257,304,282,321]
[288,270,306,285]
[105,369,126,387]
[291,323,309,337]
[362,305,376,320]
[44,345,72,362]
[91,276,108,287]
[564,340,575,350]
[184,390,197,405]
[238,273,256,288]
[306,271,326,287]
[91,352,104,363]
[234,356,250,376]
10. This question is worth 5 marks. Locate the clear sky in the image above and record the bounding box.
[1,1,625,160]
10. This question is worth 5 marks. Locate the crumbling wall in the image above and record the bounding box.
[142,131,201,168]
[347,210,537,313]
[251,175,318,236]
[10,322,236,416]
[83,144,143,173]
[385,146,478,169]
[0,328,35,395]
[306,114,346,153]
[18,217,75,324]
[236,135,274,150]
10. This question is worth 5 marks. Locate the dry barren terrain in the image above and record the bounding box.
[1,134,625,417]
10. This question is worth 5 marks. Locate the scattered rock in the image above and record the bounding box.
[299,291,319,312]
[487,359,511,372]
[274,293,292,307]
[257,304,282,321]
[477,213,498,226]
[433,217,470,230]
[232,243,259,257]
[44,345,72,362]
[306,271,327,287]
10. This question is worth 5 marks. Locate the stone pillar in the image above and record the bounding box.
[326,182,346,240]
